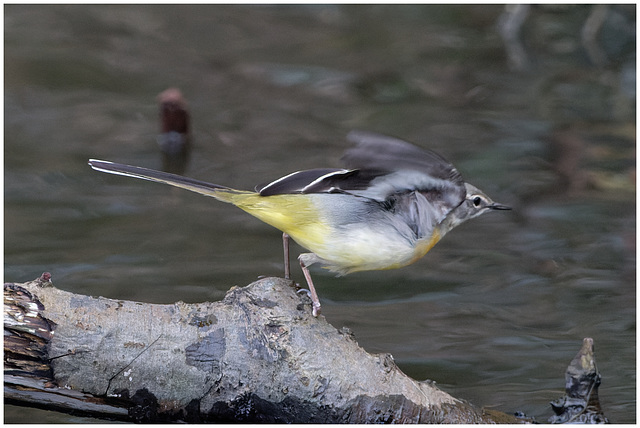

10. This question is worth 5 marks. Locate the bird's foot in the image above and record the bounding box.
[296,288,322,317]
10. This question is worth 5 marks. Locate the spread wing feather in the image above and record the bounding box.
[343,130,464,186]
[258,131,466,210]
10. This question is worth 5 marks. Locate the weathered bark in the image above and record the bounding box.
[5,274,531,423]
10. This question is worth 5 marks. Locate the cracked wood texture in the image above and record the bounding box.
[4,274,524,423]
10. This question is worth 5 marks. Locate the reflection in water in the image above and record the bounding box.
[157,88,191,175]
[4,4,635,423]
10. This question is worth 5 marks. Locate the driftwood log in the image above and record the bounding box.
[4,274,604,423]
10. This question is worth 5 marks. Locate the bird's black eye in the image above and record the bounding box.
[473,196,482,207]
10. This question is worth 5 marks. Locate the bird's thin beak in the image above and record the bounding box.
[490,203,511,210]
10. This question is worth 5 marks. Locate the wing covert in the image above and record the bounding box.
[257,168,351,196]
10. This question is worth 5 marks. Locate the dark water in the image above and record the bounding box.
[4,5,635,423]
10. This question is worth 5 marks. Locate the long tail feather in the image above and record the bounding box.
[88,159,235,199]
[88,159,318,247]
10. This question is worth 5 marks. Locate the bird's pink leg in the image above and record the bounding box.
[299,258,322,317]
[282,232,291,280]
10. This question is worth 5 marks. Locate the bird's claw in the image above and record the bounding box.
[296,288,322,317]
[312,302,321,317]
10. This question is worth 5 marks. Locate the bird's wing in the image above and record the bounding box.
[258,131,467,210]
[341,130,467,207]
[343,130,464,188]
[257,168,355,196]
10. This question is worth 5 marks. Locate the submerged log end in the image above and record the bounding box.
[549,337,608,423]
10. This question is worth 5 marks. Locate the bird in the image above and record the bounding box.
[88,131,510,316]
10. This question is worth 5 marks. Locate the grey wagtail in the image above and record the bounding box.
[89,131,510,316]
